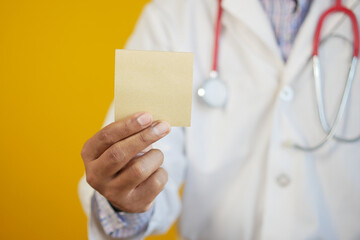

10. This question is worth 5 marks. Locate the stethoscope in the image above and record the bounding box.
[197,0,360,151]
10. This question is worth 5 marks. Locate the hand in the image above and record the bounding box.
[81,112,171,213]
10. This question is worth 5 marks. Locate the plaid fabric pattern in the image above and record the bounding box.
[94,191,153,238]
[260,0,312,61]
[93,0,312,238]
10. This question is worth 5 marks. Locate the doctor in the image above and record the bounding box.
[79,0,360,239]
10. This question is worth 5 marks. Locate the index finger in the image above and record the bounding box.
[81,112,153,161]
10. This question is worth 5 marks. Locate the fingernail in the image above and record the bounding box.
[152,122,170,136]
[137,113,152,126]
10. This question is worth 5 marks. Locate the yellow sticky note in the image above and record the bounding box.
[115,49,193,127]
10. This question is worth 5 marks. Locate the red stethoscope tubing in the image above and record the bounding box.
[313,0,359,57]
[212,0,360,70]
[212,0,223,72]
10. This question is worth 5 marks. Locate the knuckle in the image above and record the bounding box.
[154,149,164,164]
[130,163,146,179]
[123,118,133,135]
[148,149,164,166]
[108,146,126,163]
[139,131,149,144]
[98,130,112,145]
[153,168,168,190]
[158,168,168,180]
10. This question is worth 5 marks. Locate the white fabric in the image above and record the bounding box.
[78,0,360,239]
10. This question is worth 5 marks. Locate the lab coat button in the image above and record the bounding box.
[280,85,294,102]
[276,174,291,187]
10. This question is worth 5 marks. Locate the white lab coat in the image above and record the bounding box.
[78,0,360,239]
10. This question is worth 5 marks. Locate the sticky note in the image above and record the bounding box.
[115,49,193,127]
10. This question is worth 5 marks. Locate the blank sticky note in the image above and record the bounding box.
[114,49,193,127]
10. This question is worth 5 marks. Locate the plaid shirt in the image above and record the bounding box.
[93,0,312,238]
[261,0,312,60]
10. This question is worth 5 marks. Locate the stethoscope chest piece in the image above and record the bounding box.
[197,72,228,108]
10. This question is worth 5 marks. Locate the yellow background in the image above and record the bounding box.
[0,0,176,239]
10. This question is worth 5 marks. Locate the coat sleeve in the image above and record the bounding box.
[78,1,188,239]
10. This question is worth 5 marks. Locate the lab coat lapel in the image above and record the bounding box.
[284,0,358,84]
[221,0,284,66]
